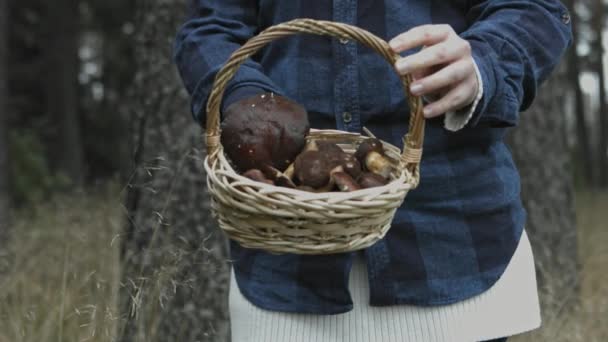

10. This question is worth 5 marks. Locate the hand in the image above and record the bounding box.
[389,25,479,119]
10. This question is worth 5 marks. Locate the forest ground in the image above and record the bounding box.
[0,183,606,342]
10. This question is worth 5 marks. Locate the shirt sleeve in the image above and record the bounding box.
[443,59,484,132]
[173,0,283,125]
[459,0,572,128]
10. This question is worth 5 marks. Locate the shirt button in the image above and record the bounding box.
[339,38,349,45]
[342,111,352,123]
[561,12,571,24]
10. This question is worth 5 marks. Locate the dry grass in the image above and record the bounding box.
[0,185,606,341]
[0,185,122,342]
[513,191,608,342]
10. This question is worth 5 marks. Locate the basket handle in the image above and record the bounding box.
[205,19,425,172]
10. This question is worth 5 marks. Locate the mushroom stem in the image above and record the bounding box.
[355,138,392,179]
[283,162,295,180]
[340,154,362,179]
[364,151,392,179]
[303,139,319,152]
[332,172,361,192]
[262,165,297,188]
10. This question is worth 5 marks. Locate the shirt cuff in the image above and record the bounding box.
[443,59,484,132]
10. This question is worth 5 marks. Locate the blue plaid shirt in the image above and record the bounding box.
[174,0,571,314]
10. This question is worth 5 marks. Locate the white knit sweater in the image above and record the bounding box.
[228,230,541,342]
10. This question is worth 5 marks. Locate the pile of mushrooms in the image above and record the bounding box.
[221,92,392,192]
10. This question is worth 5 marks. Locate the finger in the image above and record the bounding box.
[409,59,473,96]
[409,48,435,80]
[389,24,453,53]
[411,62,444,82]
[411,67,433,81]
[423,79,477,118]
[395,39,470,75]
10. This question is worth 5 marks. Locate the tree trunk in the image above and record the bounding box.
[44,0,85,187]
[507,60,579,328]
[118,1,230,341]
[568,3,594,186]
[594,0,608,187]
[99,1,136,183]
[0,0,11,275]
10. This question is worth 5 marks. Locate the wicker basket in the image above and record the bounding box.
[203,19,425,255]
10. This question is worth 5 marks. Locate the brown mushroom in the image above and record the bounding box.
[294,150,354,192]
[294,150,330,188]
[221,93,310,173]
[293,141,366,192]
[332,172,361,192]
[280,139,319,180]
[339,153,362,179]
[242,169,274,185]
[354,138,392,179]
[358,172,389,189]
[325,151,347,170]
[317,141,345,155]
[354,138,383,162]
[318,143,360,176]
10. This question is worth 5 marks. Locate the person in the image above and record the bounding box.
[174,1,572,341]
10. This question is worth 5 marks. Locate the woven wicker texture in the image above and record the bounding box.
[203,19,426,255]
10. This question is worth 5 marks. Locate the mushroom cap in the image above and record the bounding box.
[221,93,310,173]
[317,143,355,172]
[358,172,389,188]
[354,138,384,163]
[316,144,363,179]
[317,142,344,155]
[294,150,330,188]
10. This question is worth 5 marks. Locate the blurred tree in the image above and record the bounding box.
[508,60,579,324]
[0,0,10,251]
[80,0,136,182]
[6,0,57,205]
[118,1,230,341]
[593,0,608,187]
[567,0,593,186]
[43,0,85,187]
[94,0,136,181]
[7,0,136,200]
